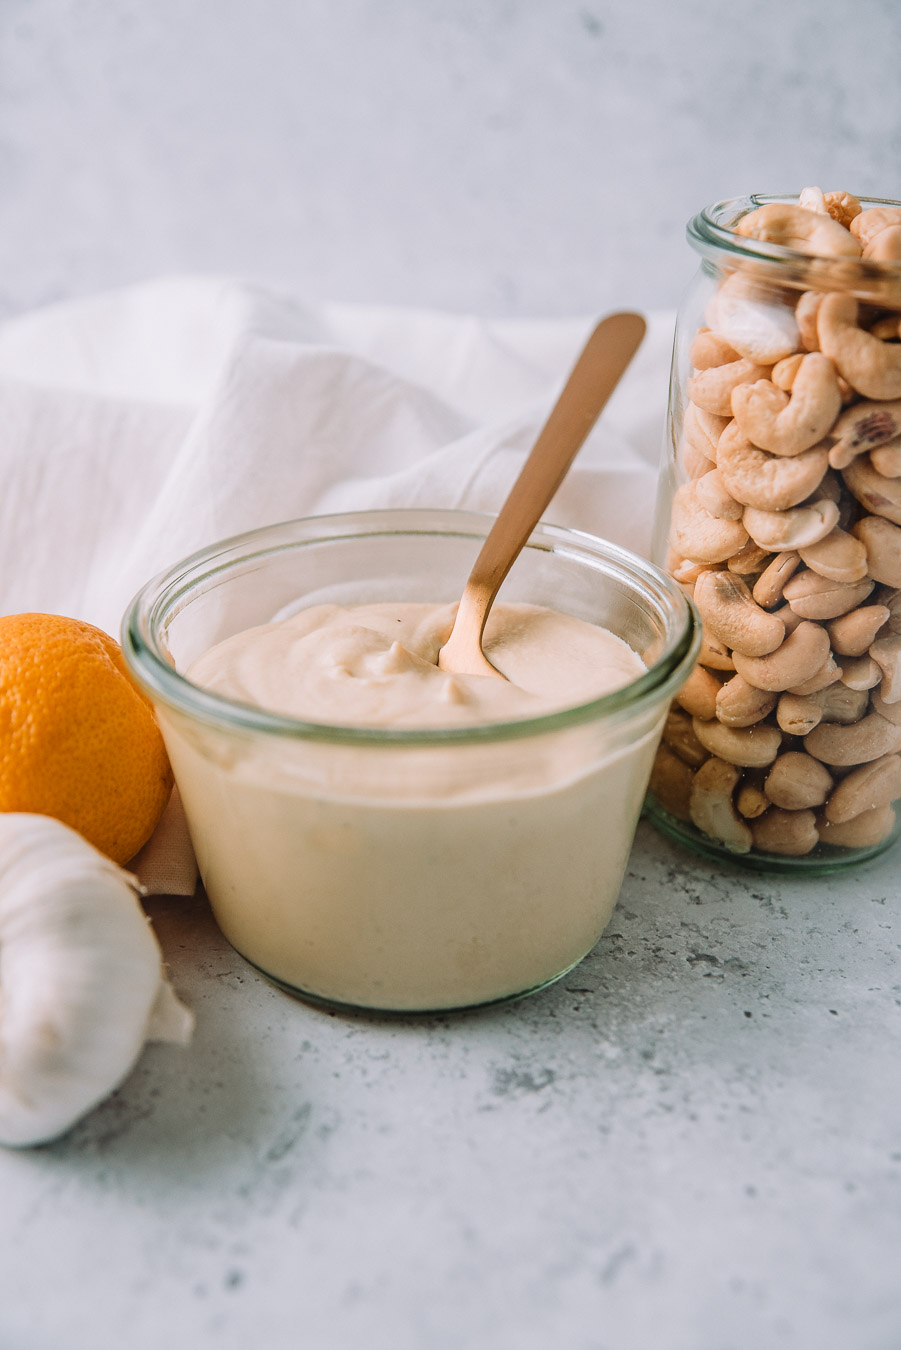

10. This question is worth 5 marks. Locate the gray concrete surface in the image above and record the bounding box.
[1,824,899,1350]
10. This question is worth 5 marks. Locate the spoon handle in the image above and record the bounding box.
[439,311,646,677]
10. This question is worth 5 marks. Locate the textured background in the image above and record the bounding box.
[2,0,900,320]
[2,5,901,1349]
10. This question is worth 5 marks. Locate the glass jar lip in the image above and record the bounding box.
[121,508,701,748]
[687,192,901,281]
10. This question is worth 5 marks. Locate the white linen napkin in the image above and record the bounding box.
[0,278,674,894]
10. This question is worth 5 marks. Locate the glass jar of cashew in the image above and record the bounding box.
[648,190,901,872]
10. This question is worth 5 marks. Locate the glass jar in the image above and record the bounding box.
[122,508,698,1014]
[647,191,901,872]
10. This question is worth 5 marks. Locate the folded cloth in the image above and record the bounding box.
[0,278,675,894]
[127,786,198,897]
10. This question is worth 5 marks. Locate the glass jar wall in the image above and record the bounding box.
[647,191,901,872]
[123,509,699,1012]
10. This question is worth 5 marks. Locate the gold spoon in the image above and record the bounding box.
[437,310,646,679]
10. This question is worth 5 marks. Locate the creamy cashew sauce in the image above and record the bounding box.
[168,601,657,1011]
[186,601,643,729]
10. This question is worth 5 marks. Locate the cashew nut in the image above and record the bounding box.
[688,358,771,418]
[782,569,874,620]
[797,527,869,583]
[871,634,901,703]
[676,663,723,720]
[819,804,896,848]
[689,756,753,852]
[687,402,731,453]
[789,661,842,697]
[732,620,831,692]
[670,481,750,564]
[648,744,695,823]
[736,777,770,818]
[690,329,741,370]
[776,681,868,733]
[843,455,901,526]
[772,353,805,390]
[837,654,881,691]
[871,439,901,478]
[671,556,713,585]
[691,716,783,768]
[682,435,716,480]
[827,604,891,656]
[824,753,901,827]
[853,515,901,585]
[772,603,806,636]
[795,292,823,352]
[874,587,901,634]
[662,707,710,768]
[827,398,901,470]
[715,674,778,727]
[705,406,739,443]
[706,271,800,365]
[822,191,862,229]
[850,207,901,249]
[776,692,824,736]
[743,499,839,551]
[864,221,901,260]
[788,656,842,696]
[820,683,870,723]
[695,469,744,521]
[872,686,901,726]
[765,751,833,810]
[699,629,736,672]
[727,539,772,575]
[751,807,819,856]
[805,712,901,765]
[670,480,756,564]
[871,315,901,341]
[693,570,786,657]
[735,203,862,258]
[752,551,801,609]
[817,293,901,400]
[798,186,828,215]
[730,354,841,456]
[716,424,829,512]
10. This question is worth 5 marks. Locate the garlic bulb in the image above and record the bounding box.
[0,813,193,1147]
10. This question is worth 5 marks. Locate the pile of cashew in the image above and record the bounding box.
[652,188,901,858]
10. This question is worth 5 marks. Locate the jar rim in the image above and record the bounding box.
[687,192,901,288]
[121,508,701,748]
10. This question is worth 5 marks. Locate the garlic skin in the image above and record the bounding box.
[0,814,193,1148]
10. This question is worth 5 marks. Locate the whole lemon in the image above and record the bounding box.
[0,613,173,864]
